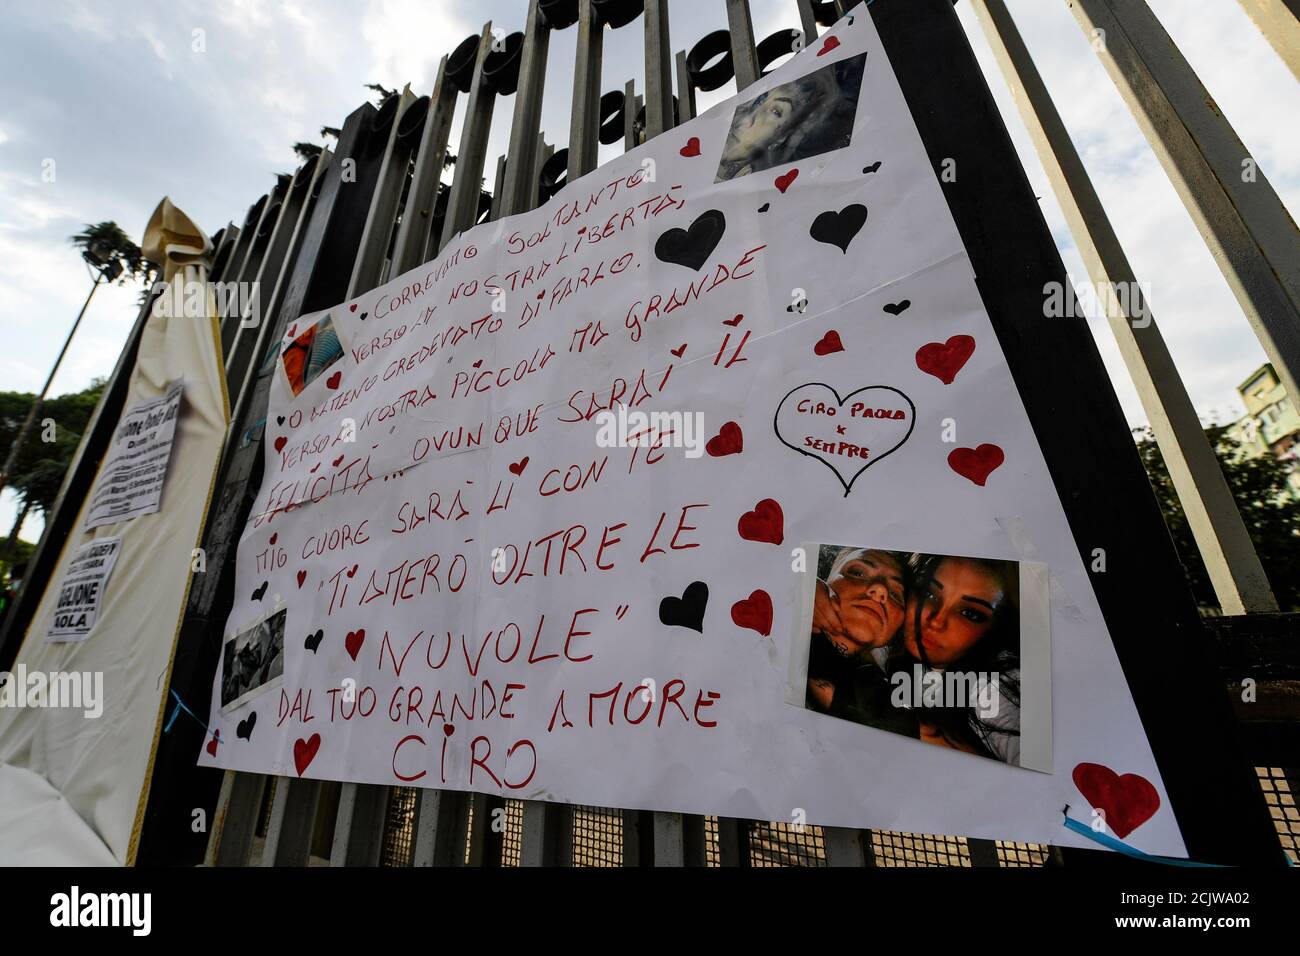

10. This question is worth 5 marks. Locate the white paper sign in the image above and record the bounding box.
[203,12,1185,855]
[45,536,122,642]
[84,381,183,530]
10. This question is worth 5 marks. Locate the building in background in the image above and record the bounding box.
[1227,363,1300,498]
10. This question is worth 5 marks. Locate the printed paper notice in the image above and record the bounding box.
[84,382,183,530]
[46,536,122,642]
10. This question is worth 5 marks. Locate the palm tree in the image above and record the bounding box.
[0,223,153,500]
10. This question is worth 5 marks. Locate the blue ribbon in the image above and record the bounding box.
[164,689,219,744]
[1063,815,1226,867]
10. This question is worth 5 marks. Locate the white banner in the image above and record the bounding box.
[203,11,1184,855]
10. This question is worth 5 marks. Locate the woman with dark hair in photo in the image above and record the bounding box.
[889,554,1021,764]
[806,547,916,737]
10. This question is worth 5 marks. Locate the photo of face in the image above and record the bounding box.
[715,53,866,182]
[903,557,1010,667]
[823,548,905,652]
[281,314,344,397]
[791,544,1045,772]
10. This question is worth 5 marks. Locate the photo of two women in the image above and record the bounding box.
[799,545,1024,767]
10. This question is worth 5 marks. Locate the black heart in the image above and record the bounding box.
[655,209,726,271]
[659,581,709,633]
[276,415,286,426]
[758,203,770,213]
[883,299,911,315]
[810,204,867,254]
[305,629,324,653]
[236,711,257,741]
[252,581,268,601]
[359,312,368,321]
[862,161,881,174]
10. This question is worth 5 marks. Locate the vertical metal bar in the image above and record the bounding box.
[796,0,821,41]
[569,0,604,179]
[624,80,638,150]
[225,162,315,392]
[490,154,507,220]
[501,0,551,216]
[714,817,746,866]
[1237,0,1300,80]
[411,789,466,866]
[533,134,553,207]
[228,151,332,421]
[261,778,322,866]
[1069,0,1300,405]
[821,826,868,866]
[207,772,268,866]
[391,57,458,274]
[644,0,674,138]
[726,0,760,91]
[966,837,1003,867]
[651,812,685,866]
[519,801,573,866]
[675,50,697,121]
[348,89,417,294]
[208,222,240,284]
[972,0,1276,615]
[440,23,497,252]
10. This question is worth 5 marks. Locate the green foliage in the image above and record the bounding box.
[1135,425,1300,611]
[1,379,107,518]
[70,221,156,287]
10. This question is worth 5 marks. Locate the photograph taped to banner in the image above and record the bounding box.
[716,52,866,182]
[281,313,346,398]
[786,543,1052,773]
[220,607,286,714]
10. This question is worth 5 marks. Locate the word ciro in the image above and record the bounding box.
[794,399,908,420]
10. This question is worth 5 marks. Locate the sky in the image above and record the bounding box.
[1,0,1297,544]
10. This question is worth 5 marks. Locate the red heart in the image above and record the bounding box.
[349,303,357,312]
[274,436,287,453]
[818,35,840,56]
[738,498,784,546]
[680,137,701,157]
[472,359,483,369]
[332,454,344,467]
[269,533,278,545]
[293,733,321,776]
[508,456,529,476]
[346,563,358,578]
[731,589,773,637]
[326,371,342,390]
[723,313,743,327]
[287,324,297,338]
[670,343,687,358]
[310,462,320,473]
[1072,763,1160,839]
[345,628,366,661]
[916,334,976,385]
[296,570,307,588]
[442,724,455,738]
[206,730,220,757]
[814,330,844,356]
[775,169,799,193]
[706,421,743,457]
[948,444,1005,486]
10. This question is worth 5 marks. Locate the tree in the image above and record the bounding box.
[70,221,156,287]
[1135,425,1300,611]
[0,379,106,585]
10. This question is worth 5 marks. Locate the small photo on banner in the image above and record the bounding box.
[281,313,345,397]
[220,607,286,714]
[787,543,1051,773]
[716,52,867,181]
